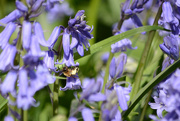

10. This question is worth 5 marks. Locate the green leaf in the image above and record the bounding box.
[116,75,126,82]
[0,95,8,113]
[122,58,180,119]
[74,25,169,61]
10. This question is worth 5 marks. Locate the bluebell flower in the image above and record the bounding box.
[0,44,17,71]
[114,84,130,111]
[176,1,180,7]
[162,2,174,23]
[108,83,131,111]
[4,115,14,121]
[17,69,37,110]
[34,22,61,48]
[80,77,106,102]
[22,21,32,50]
[149,90,169,118]
[111,38,137,53]
[30,34,45,57]
[158,21,171,36]
[101,52,109,64]
[16,1,28,13]
[81,108,95,121]
[60,75,81,91]
[16,59,55,109]
[58,49,79,67]
[101,90,122,121]
[159,1,180,35]
[29,65,55,94]
[46,2,73,23]
[31,0,45,12]
[120,0,149,29]
[62,28,70,57]
[0,22,16,49]
[161,57,174,71]
[0,70,17,95]
[62,10,93,57]
[0,10,22,25]
[68,117,77,121]
[159,34,179,60]
[149,68,180,120]
[43,50,55,70]
[109,53,127,79]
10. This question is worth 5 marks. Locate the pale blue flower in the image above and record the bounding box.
[149,90,169,118]
[4,115,14,121]
[60,75,81,91]
[0,70,17,95]
[80,78,106,102]
[17,69,36,110]
[109,53,127,79]
[22,21,32,50]
[43,50,55,70]
[111,38,137,53]
[0,44,17,71]
[34,22,61,48]
[0,22,16,49]
[81,108,95,121]
[0,10,22,25]
[16,1,28,13]
[159,34,179,60]
[68,117,77,121]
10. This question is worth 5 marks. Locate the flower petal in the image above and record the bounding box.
[82,108,95,121]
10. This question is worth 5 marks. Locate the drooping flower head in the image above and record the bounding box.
[60,10,93,67]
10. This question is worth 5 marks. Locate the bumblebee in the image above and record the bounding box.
[62,66,79,77]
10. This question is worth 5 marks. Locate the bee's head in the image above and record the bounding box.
[62,66,68,72]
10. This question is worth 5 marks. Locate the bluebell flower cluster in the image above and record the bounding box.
[149,68,180,120]
[71,52,131,120]
[55,10,93,91]
[0,0,63,114]
[158,1,180,60]
[159,1,180,35]
[121,0,149,28]
[68,75,131,121]
[149,1,180,120]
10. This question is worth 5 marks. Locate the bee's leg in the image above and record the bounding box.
[59,71,63,76]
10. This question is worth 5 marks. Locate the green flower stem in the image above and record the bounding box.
[21,109,28,121]
[130,2,163,100]
[53,39,62,116]
[53,79,59,116]
[117,18,124,31]
[139,89,152,121]
[101,51,114,94]
[98,51,114,121]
